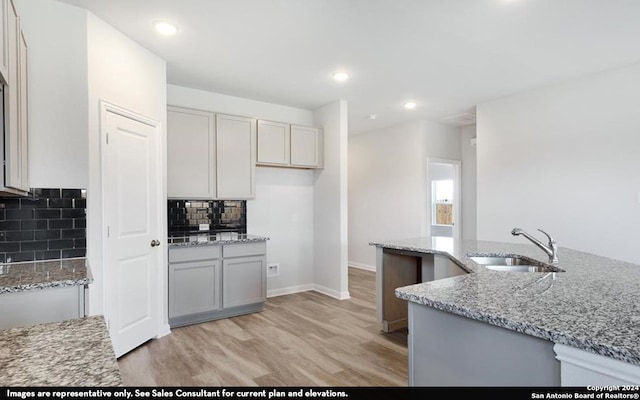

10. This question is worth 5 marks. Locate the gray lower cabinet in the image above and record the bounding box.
[169,259,221,318]
[223,256,266,308]
[168,241,266,328]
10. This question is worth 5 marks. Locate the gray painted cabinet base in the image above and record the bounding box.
[168,242,267,329]
[0,285,86,330]
[169,303,264,328]
[408,302,560,386]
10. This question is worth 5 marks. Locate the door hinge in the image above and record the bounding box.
[106,132,109,144]
[107,226,110,238]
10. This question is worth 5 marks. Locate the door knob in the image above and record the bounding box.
[150,239,160,247]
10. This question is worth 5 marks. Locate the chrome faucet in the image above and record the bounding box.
[511,228,559,265]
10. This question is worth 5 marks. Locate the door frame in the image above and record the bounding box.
[425,158,461,244]
[99,100,169,344]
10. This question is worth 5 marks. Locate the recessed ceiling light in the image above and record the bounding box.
[154,21,178,36]
[368,114,377,120]
[403,101,417,110]
[332,71,349,81]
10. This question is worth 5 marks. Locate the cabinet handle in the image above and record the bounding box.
[150,239,161,247]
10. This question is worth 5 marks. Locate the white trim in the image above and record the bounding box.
[267,284,314,298]
[348,261,376,272]
[312,284,351,300]
[99,100,166,349]
[554,343,640,385]
[155,323,171,339]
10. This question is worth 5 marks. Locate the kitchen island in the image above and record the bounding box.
[0,257,92,329]
[0,315,122,386]
[371,237,640,386]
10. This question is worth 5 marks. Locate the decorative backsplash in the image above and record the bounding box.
[0,189,87,263]
[168,200,247,235]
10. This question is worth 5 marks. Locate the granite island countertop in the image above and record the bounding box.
[168,232,269,247]
[370,237,640,366]
[0,315,122,386]
[0,257,92,294]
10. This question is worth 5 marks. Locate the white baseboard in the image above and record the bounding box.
[267,284,314,298]
[155,323,171,338]
[349,261,376,272]
[312,284,350,300]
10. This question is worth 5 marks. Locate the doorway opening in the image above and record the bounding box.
[427,159,461,253]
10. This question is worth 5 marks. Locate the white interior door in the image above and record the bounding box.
[104,108,160,358]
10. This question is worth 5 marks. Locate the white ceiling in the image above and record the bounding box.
[58,0,640,134]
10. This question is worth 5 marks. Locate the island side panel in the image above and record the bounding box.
[377,247,422,332]
[409,302,560,386]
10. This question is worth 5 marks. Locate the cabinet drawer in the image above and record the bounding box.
[222,242,266,258]
[169,245,221,263]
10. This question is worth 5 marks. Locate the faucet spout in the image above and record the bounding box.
[511,227,559,265]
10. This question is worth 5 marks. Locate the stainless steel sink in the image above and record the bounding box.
[468,255,564,273]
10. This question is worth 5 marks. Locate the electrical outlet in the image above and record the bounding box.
[267,263,280,277]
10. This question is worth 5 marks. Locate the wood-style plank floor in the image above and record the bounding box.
[118,268,408,386]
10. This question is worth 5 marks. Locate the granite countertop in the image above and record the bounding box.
[0,315,122,386]
[0,257,92,294]
[370,237,640,365]
[168,232,269,247]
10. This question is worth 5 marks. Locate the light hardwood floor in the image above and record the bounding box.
[118,267,408,386]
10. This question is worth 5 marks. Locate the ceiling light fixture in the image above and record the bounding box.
[154,21,178,36]
[403,101,417,110]
[332,71,349,81]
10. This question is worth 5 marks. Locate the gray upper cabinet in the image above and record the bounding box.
[167,106,216,199]
[0,0,8,84]
[257,121,323,169]
[216,114,256,199]
[257,119,289,166]
[0,0,28,195]
[290,125,322,168]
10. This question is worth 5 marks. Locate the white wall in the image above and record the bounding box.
[168,85,313,126]
[313,100,349,299]
[461,124,477,240]
[348,120,461,268]
[477,63,640,264]
[167,84,316,296]
[14,0,88,188]
[349,121,424,269]
[86,13,167,325]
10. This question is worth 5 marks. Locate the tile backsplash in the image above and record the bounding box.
[0,189,86,263]
[168,200,246,235]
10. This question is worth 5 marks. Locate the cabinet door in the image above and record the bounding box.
[3,0,19,189]
[169,259,221,318]
[17,29,27,191]
[0,0,8,84]
[222,256,266,308]
[167,106,215,199]
[216,114,256,199]
[257,120,289,166]
[291,125,322,168]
